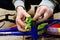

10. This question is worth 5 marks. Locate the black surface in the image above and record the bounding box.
[0,0,15,10]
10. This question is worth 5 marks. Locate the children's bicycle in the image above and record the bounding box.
[0,19,60,40]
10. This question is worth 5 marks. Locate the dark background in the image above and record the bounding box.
[0,0,60,13]
[0,0,15,10]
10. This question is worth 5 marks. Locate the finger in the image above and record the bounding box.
[37,11,52,23]
[16,12,24,19]
[36,7,41,13]
[33,8,45,20]
[16,22,26,32]
[16,18,26,28]
[44,13,52,19]
[36,18,46,23]
[23,10,31,18]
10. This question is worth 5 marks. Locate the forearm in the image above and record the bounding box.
[12,0,25,9]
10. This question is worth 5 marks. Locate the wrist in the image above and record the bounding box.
[16,6,25,12]
[17,6,24,10]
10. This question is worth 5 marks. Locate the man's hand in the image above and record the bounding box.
[16,6,31,32]
[33,6,53,23]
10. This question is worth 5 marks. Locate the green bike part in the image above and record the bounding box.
[26,18,32,23]
[25,18,32,31]
[25,24,31,31]
[37,23,48,34]
[38,23,48,30]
